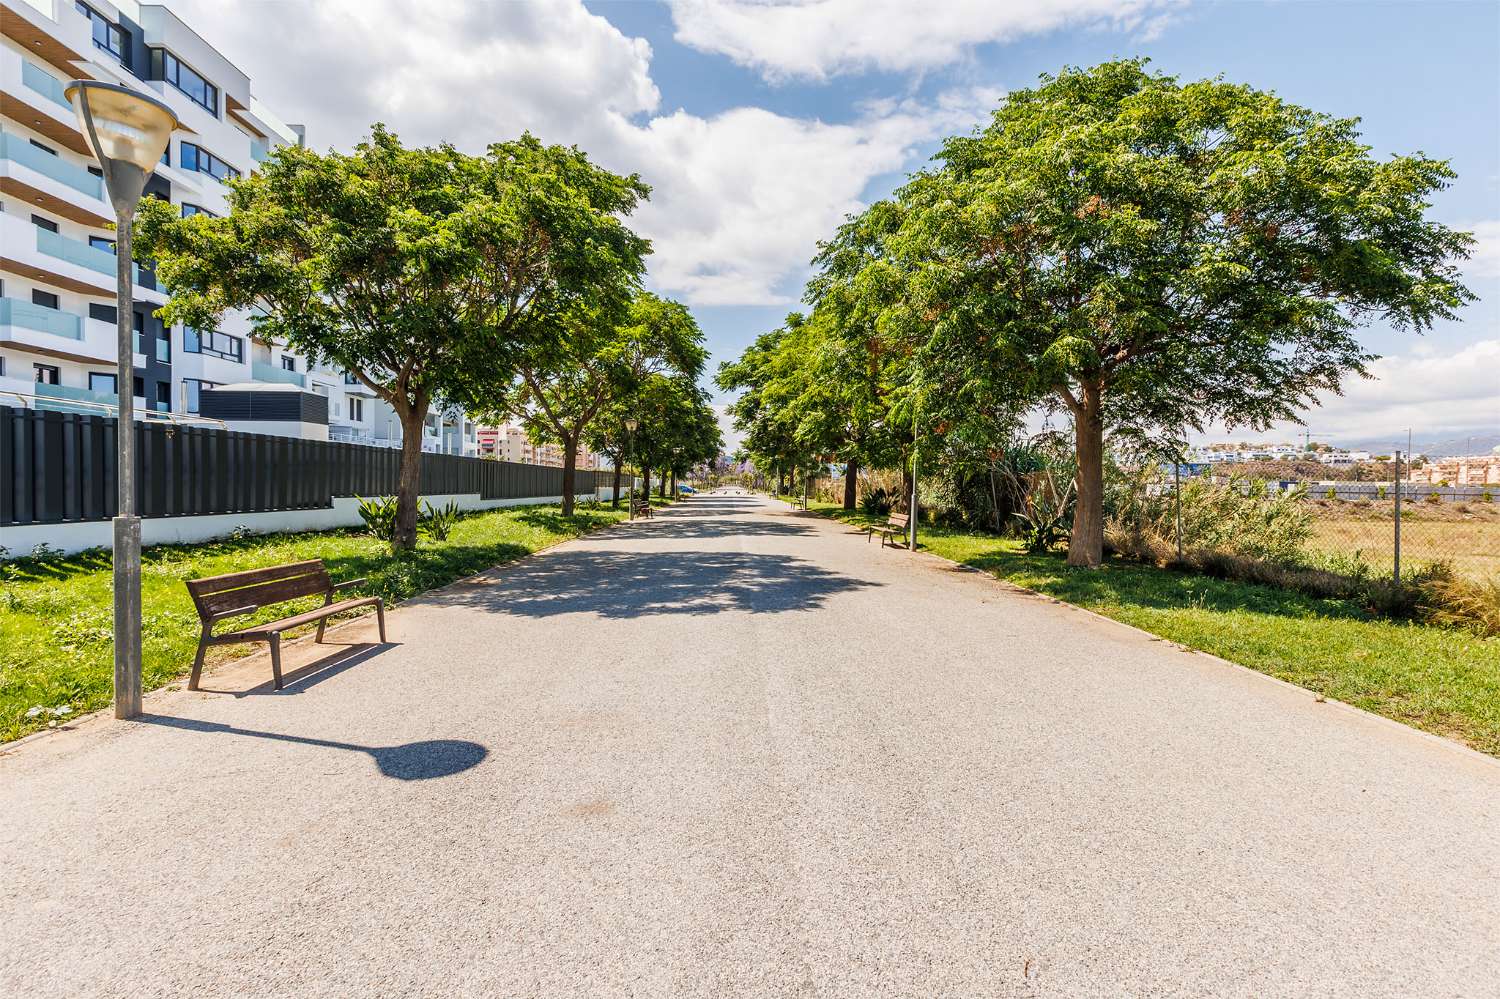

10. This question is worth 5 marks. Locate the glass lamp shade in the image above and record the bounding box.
[65,80,177,173]
[625,418,639,432]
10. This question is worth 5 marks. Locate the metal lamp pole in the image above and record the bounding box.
[625,417,639,519]
[66,81,178,720]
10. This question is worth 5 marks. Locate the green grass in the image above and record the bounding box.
[0,503,625,743]
[797,499,1500,756]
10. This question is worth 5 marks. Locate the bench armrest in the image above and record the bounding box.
[207,604,259,625]
[332,578,368,592]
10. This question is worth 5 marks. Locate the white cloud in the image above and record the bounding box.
[1467,220,1500,279]
[668,0,1179,81]
[160,0,999,309]
[1197,338,1500,445]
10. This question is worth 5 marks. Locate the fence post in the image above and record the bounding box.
[1393,449,1402,583]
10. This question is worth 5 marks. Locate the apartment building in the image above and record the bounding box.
[0,0,472,453]
[475,423,606,468]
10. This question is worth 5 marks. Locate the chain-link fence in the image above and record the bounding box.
[1153,450,1499,584]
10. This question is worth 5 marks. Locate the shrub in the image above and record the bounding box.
[1377,485,1388,500]
[1483,492,1494,504]
[356,495,399,542]
[860,486,895,517]
[418,500,462,541]
[1426,492,1441,504]
[1325,487,1337,500]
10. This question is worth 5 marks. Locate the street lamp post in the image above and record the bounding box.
[66,81,177,720]
[625,417,639,519]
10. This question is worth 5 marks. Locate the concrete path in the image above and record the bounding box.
[2,492,1497,998]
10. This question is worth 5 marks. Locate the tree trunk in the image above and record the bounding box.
[1067,380,1106,568]
[901,466,913,514]
[670,470,678,496]
[842,460,859,510]
[658,470,667,498]
[394,405,427,551]
[642,465,650,501]
[611,455,623,509]
[560,436,578,517]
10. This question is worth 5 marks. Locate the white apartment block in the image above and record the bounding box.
[0,0,475,455]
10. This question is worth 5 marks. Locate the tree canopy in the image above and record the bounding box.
[726,60,1475,562]
[136,124,651,547]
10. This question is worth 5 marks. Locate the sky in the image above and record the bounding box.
[163,0,1499,452]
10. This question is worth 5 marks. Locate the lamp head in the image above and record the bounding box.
[625,418,639,432]
[66,80,177,211]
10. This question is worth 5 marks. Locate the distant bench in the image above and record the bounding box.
[868,512,909,548]
[185,559,386,690]
[632,498,654,518]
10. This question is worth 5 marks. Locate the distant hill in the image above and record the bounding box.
[1339,431,1499,458]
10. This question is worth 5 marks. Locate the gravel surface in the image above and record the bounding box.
[2,491,1497,998]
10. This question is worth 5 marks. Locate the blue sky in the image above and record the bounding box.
[167,0,1499,444]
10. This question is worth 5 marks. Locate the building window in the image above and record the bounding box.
[179,142,239,182]
[75,3,124,60]
[155,382,171,411]
[89,302,116,323]
[182,378,218,414]
[154,50,218,117]
[31,214,58,233]
[343,371,360,385]
[89,236,116,253]
[349,397,365,422]
[183,325,243,362]
[280,355,296,372]
[31,290,59,309]
[133,376,144,398]
[29,139,57,156]
[180,203,216,218]
[88,372,117,394]
[34,363,61,385]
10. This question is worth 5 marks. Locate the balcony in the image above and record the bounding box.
[21,61,70,110]
[0,296,82,340]
[252,360,305,387]
[0,129,103,200]
[34,227,143,284]
[33,381,118,415]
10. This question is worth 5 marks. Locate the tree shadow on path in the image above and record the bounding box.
[432,549,878,619]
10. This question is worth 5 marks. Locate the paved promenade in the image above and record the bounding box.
[2,491,1497,997]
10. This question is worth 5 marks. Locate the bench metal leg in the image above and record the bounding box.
[188,629,210,691]
[315,617,327,643]
[375,601,387,643]
[268,634,283,690]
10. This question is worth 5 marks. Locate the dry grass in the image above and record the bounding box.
[1304,501,1500,581]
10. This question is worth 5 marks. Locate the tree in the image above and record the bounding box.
[136,125,649,549]
[494,292,705,516]
[891,60,1474,565]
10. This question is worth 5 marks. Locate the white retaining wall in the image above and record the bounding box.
[0,487,623,556]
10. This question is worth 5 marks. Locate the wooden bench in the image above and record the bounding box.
[632,498,654,518]
[868,512,909,548]
[185,559,385,691]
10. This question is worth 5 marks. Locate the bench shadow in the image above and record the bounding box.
[434,549,878,619]
[194,641,398,698]
[136,713,488,781]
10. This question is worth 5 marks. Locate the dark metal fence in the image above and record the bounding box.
[0,405,617,527]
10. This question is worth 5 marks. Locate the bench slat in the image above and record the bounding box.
[186,560,326,596]
[189,562,332,618]
[218,595,382,639]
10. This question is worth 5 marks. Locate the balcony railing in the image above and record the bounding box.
[35,227,141,283]
[0,296,83,340]
[0,130,103,200]
[251,360,305,387]
[22,61,71,110]
[32,381,119,415]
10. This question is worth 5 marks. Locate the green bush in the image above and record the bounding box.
[1325,487,1337,500]
[356,495,399,541]
[418,500,462,541]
